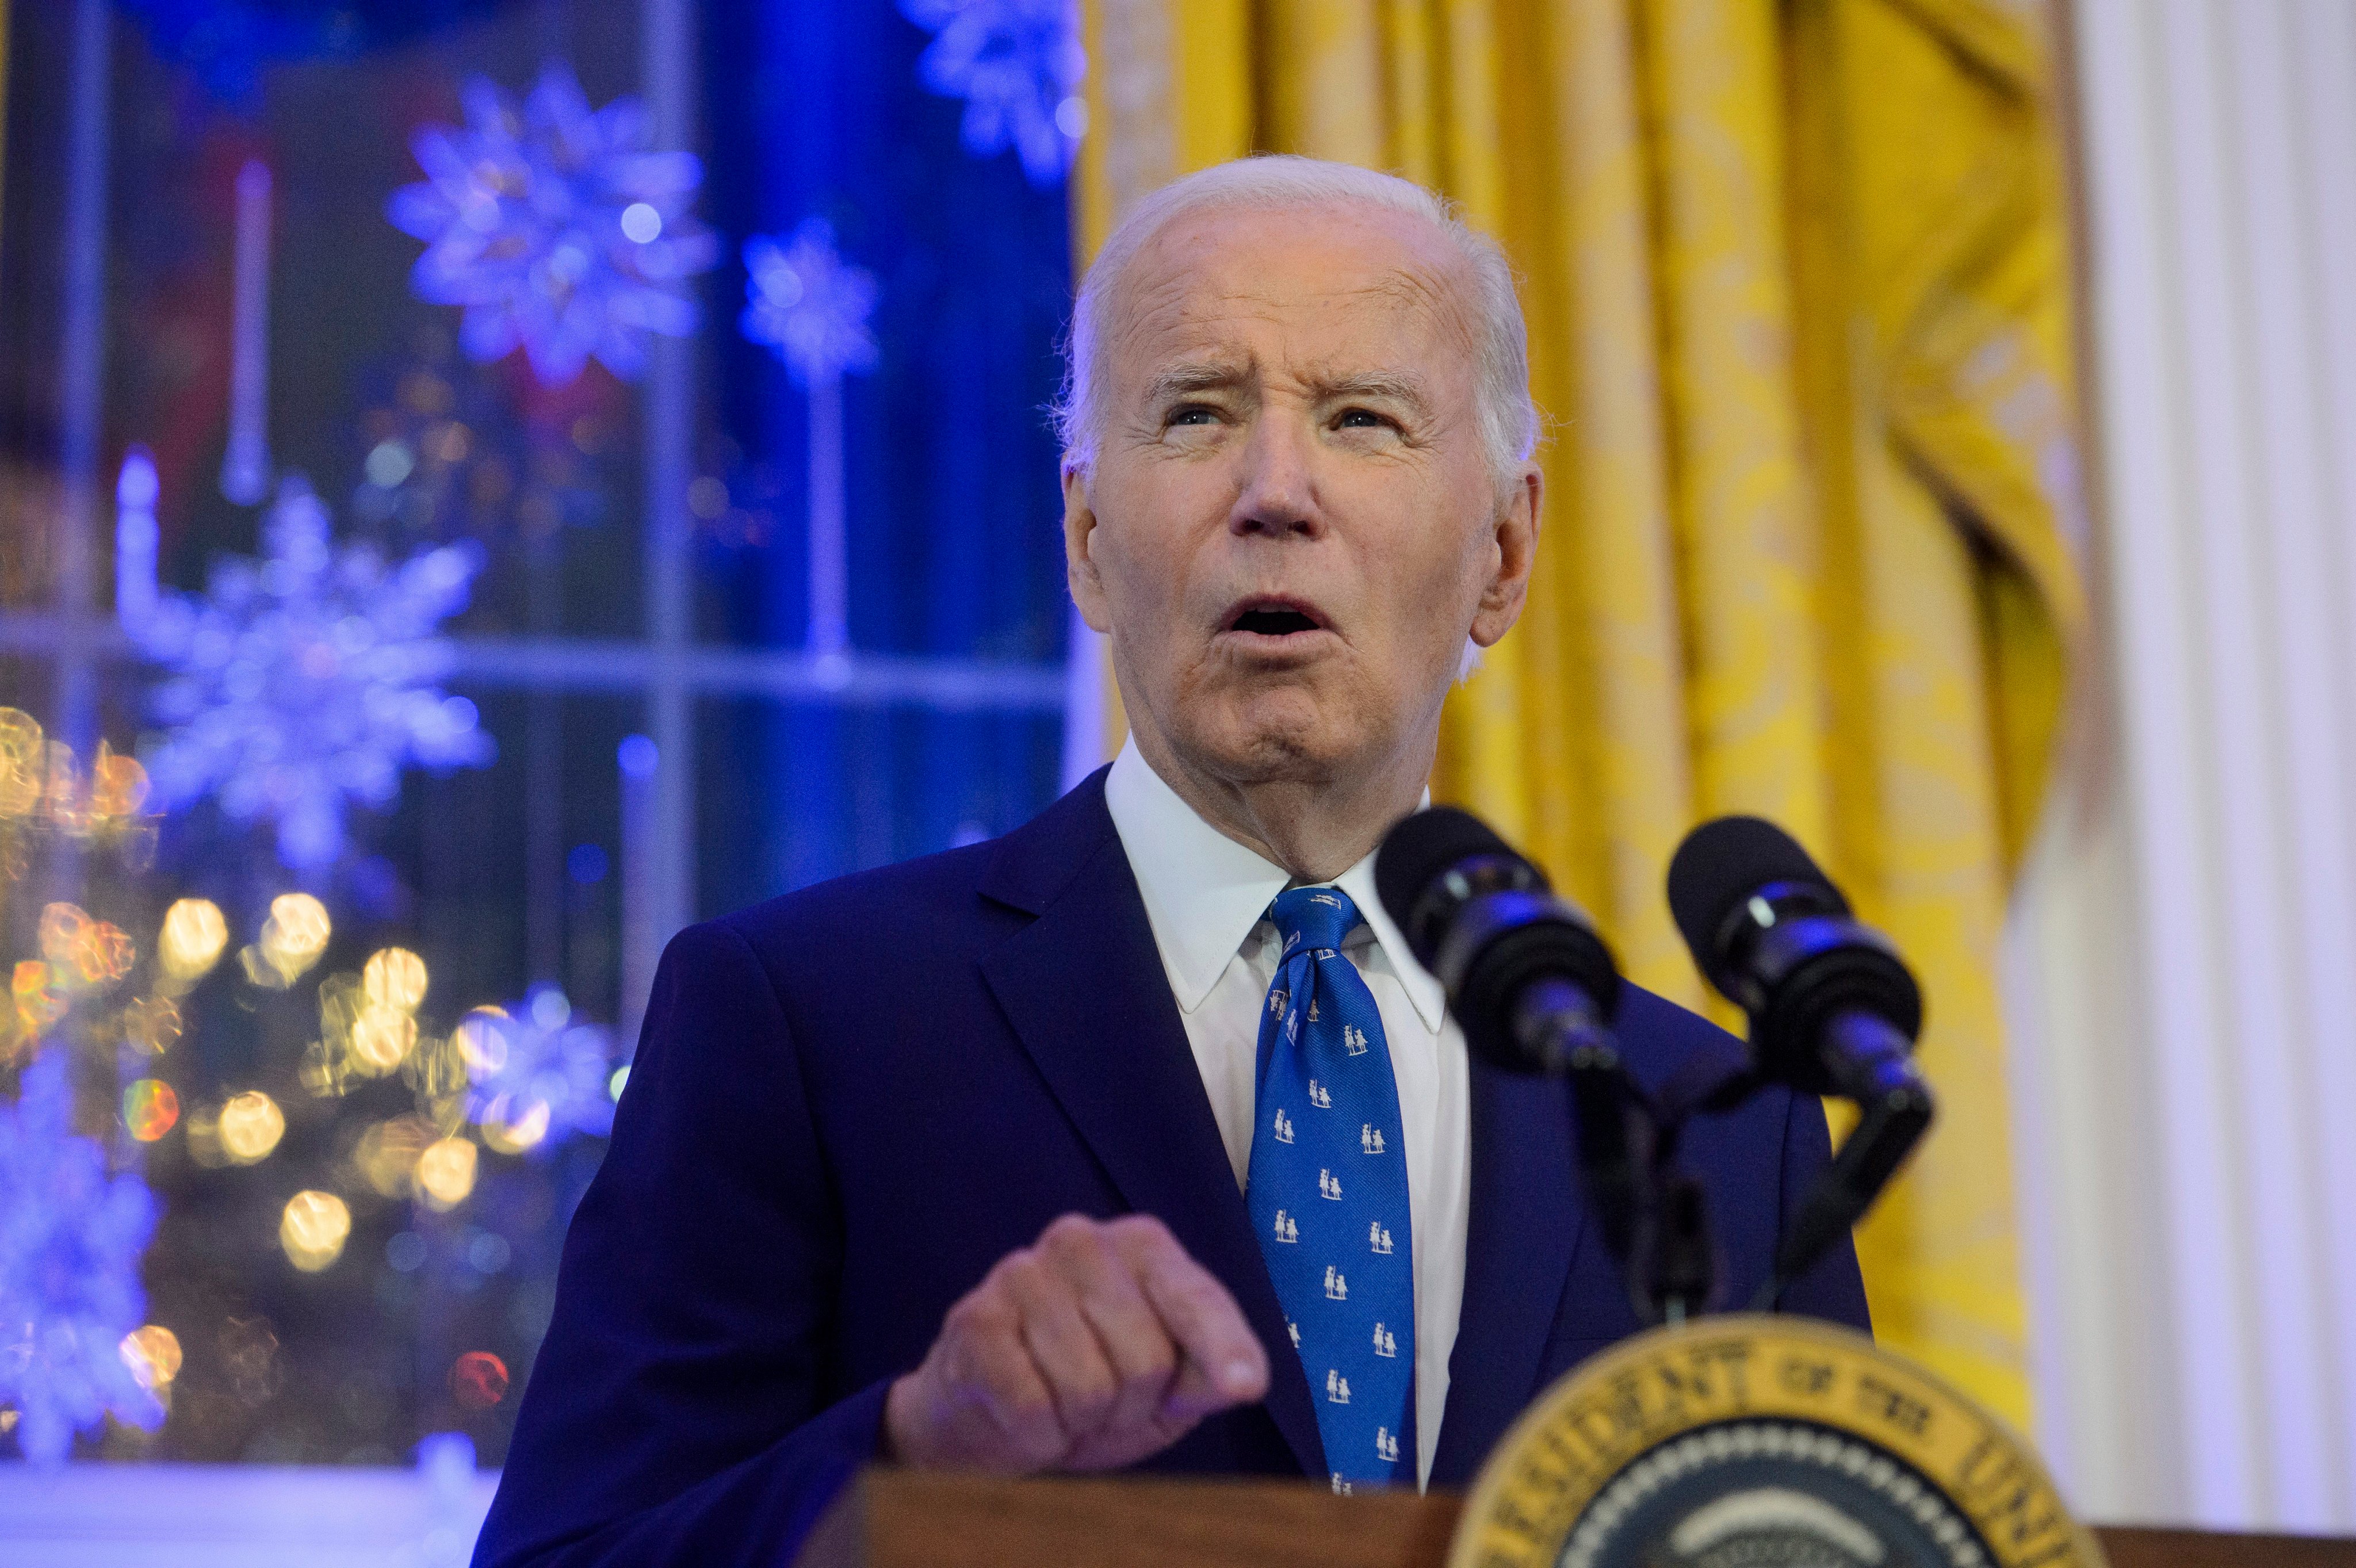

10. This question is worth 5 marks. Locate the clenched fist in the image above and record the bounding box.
[884,1213,1271,1472]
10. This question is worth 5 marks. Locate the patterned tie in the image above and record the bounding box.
[1246,886,1414,1492]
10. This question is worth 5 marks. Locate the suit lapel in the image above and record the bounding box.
[977,787,1328,1481]
[1429,1055,1588,1486]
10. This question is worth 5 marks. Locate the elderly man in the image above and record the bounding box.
[475,157,1866,1567]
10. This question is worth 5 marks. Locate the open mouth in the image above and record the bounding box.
[1222,598,1328,638]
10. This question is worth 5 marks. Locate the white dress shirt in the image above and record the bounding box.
[1103,739,1470,1486]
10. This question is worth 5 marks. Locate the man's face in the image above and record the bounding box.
[1065,202,1537,794]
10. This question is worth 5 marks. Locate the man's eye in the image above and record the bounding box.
[1168,405,1220,428]
[1335,408,1391,431]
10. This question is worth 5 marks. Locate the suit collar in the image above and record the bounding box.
[977,765,1119,917]
[976,775,1328,1480]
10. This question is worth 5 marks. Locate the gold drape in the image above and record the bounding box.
[1075,0,2084,1425]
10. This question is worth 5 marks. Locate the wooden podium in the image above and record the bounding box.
[800,1469,2356,1568]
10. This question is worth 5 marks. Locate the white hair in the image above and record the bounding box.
[1053,155,1540,494]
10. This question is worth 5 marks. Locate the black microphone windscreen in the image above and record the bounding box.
[1665,816,1844,968]
[1374,806,1518,953]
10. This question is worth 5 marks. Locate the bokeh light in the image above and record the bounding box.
[477,1092,550,1156]
[10,959,65,1046]
[414,1137,478,1211]
[0,707,43,816]
[86,742,151,820]
[452,1007,509,1075]
[40,902,135,986]
[123,1079,181,1142]
[246,893,332,988]
[353,1116,435,1197]
[280,1190,352,1271]
[158,898,229,986]
[362,947,429,1012]
[349,1003,419,1074]
[449,1351,509,1409]
[315,972,421,1083]
[118,1325,183,1394]
[218,1092,287,1164]
[121,994,183,1054]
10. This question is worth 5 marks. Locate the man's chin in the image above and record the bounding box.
[1172,704,1359,787]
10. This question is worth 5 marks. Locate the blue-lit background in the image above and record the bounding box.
[0,0,1081,1524]
[701,0,1073,901]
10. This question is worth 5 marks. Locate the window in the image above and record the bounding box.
[0,0,1077,1491]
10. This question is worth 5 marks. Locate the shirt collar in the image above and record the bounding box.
[1102,739,1448,1034]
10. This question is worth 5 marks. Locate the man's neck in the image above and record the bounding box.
[1127,725,1432,884]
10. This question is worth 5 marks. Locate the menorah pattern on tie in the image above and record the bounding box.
[1246,886,1414,1491]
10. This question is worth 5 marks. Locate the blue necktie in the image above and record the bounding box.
[1246,886,1414,1491]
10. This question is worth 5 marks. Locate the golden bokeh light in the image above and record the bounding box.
[39,902,134,987]
[247,893,332,987]
[218,1091,287,1164]
[477,1092,550,1156]
[362,947,429,1013]
[452,1007,510,1076]
[86,743,151,820]
[414,1136,479,1211]
[119,1325,183,1393]
[123,1079,181,1142]
[280,1190,352,1271]
[36,903,86,964]
[403,1028,469,1106]
[158,898,230,985]
[353,1115,435,1196]
[121,994,182,1055]
[348,1003,419,1073]
[312,972,423,1084]
[11,959,65,1043]
[0,709,43,817]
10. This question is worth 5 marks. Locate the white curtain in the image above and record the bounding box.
[2009,0,2356,1530]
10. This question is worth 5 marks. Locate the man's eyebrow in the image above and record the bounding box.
[1139,361,1253,406]
[1313,371,1433,412]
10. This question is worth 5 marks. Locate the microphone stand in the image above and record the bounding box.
[1516,984,1730,1325]
[1519,992,1930,1324]
[1746,1012,1933,1311]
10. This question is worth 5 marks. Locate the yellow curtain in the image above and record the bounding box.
[1074,0,2085,1427]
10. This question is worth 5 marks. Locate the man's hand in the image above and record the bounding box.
[884,1213,1271,1472]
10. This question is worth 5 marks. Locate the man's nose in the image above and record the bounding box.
[1228,413,1322,539]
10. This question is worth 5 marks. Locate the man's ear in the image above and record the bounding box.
[1469,465,1542,647]
[1063,465,1113,633]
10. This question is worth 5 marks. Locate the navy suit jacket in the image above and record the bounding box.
[475,771,1869,1566]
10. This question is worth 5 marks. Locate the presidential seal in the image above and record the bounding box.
[1450,1316,2105,1568]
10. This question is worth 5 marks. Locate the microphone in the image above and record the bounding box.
[1376,808,1659,1293]
[1665,816,1935,1303]
[1374,806,1621,1077]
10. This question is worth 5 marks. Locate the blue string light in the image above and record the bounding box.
[900,0,1086,188]
[0,1051,162,1466]
[387,60,720,387]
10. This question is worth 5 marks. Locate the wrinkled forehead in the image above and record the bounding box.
[1103,203,1483,394]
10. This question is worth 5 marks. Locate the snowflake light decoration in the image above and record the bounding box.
[0,1050,162,1464]
[457,986,629,1157]
[388,60,718,387]
[900,0,1086,188]
[125,475,495,870]
[740,219,880,389]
